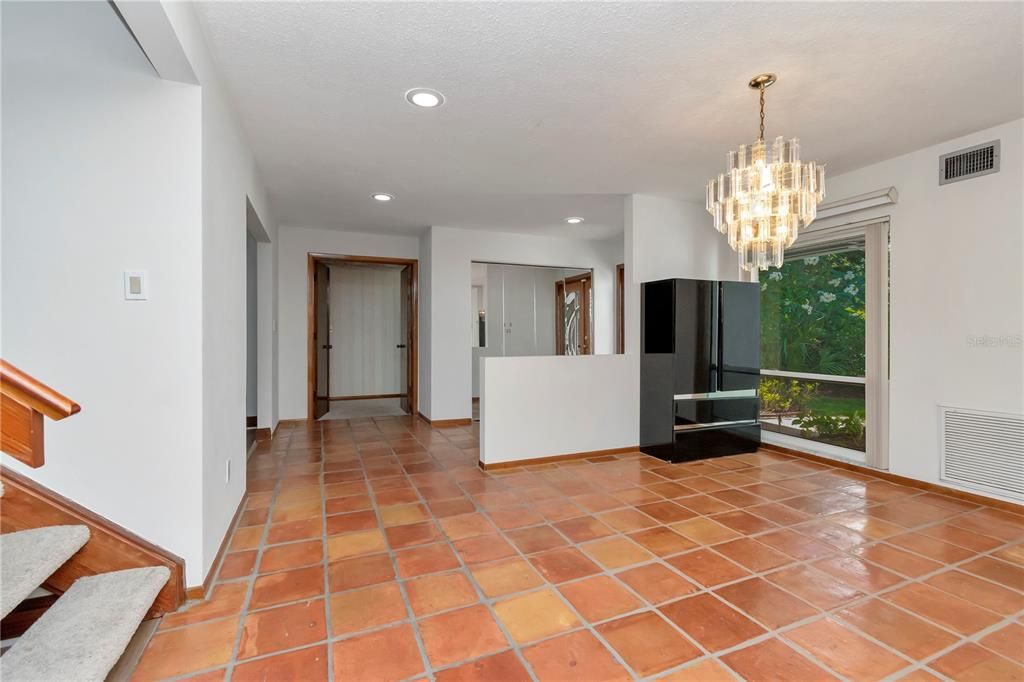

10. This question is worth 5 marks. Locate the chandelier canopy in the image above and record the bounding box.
[706,74,825,271]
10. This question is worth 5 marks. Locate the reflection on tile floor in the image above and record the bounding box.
[131,417,1024,681]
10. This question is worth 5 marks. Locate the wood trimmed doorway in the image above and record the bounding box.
[307,253,418,420]
[554,271,593,355]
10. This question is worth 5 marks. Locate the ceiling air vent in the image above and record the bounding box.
[939,140,1000,185]
[940,405,1023,499]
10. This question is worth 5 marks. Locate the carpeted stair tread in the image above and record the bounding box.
[0,525,90,619]
[1,566,170,682]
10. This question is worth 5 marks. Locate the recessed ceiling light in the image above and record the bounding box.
[371,193,394,202]
[405,88,445,108]
[565,217,584,224]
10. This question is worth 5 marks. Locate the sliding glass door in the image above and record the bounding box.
[759,220,889,467]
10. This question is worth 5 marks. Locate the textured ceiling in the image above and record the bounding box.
[195,1,1023,237]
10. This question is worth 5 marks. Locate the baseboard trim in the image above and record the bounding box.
[479,445,640,471]
[328,393,403,402]
[761,443,1024,514]
[0,467,186,616]
[417,412,472,428]
[278,418,313,427]
[186,488,248,601]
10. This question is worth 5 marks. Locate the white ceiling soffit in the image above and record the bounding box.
[194,1,1023,237]
[114,0,197,84]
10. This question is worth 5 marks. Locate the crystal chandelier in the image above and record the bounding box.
[705,74,825,271]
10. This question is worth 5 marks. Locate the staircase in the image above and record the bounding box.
[1,524,170,680]
[0,361,176,681]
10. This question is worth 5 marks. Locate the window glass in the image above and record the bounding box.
[759,242,866,451]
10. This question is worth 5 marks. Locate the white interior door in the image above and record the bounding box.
[329,264,402,396]
[502,264,537,356]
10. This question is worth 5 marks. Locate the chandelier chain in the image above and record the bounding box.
[758,86,766,141]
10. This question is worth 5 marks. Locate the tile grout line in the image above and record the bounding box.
[366,430,1024,681]
[358,427,1023,677]
[223,428,287,682]
[399,431,543,682]
[318,421,337,682]
[402,425,730,680]
[461,453,1024,680]
[141,422,1024,681]
[347,418,438,681]
[344,437,1019,680]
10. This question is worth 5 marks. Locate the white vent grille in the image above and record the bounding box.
[939,141,1000,185]
[940,406,1024,498]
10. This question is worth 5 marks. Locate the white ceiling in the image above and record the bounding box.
[195,1,1023,238]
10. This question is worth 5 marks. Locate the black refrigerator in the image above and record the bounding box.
[640,278,761,462]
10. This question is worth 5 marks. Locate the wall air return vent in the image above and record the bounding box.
[939,405,1023,499]
[939,140,1000,185]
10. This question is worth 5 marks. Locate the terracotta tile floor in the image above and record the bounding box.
[132,417,1024,681]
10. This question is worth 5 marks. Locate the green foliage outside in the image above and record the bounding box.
[759,250,867,450]
[759,377,817,423]
[792,409,866,450]
[760,250,866,375]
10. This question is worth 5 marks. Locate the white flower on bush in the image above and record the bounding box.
[819,291,836,303]
[769,271,783,281]
[829,278,841,287]
[844,271,856,280]
[803,256,819,265]
[801,302,814,314]
[761,283,768,291]
[844,284,859,295]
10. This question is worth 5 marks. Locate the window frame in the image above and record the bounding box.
[758,217,890,469]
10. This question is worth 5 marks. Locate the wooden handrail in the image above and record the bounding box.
[0,360,80,421]
[1,360,81,468]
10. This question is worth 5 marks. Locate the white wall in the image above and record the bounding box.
[277,226,421,419]
[328,264,402,396]
[428,226,623,420]
[625,194,740,353]
[161,1,278,582]
[823,118,1023,498]
[480,355,639,464]
[631,194,739,282]
[1,1,205,576]
[419,234,433,417]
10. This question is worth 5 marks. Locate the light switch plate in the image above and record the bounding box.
[124,271,148,300]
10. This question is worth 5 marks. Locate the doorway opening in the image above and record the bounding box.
[245,197,267,451]
[245,230,258,449]
[308,254,417,421]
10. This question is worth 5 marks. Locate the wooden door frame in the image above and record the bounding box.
[307,253,418,421]
[554,271,594,355]
[615,263,625,354]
